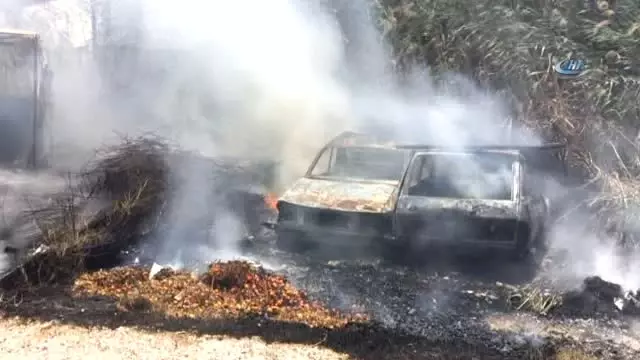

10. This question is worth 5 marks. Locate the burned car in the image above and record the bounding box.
[269,132,567,259]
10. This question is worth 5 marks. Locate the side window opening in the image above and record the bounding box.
[407,155,465,198]
[406,153,515,200]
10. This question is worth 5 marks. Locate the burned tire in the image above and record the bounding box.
[511,222,535,262]
[275,229,314,253]
[511,225,548,267]
[529,224,549,264]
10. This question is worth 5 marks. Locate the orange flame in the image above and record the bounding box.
[264,193,278,211]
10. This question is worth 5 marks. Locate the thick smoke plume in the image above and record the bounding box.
[0,0,637,294]
[0,0,530,183]
[93,0,531,266]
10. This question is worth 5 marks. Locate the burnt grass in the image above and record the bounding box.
[0,285,558,360]
[0,135,637,359]
[1,245,639,360]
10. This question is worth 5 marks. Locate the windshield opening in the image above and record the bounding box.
[406,153,516,200]
[309,146,408,181]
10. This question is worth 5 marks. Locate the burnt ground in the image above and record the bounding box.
[0,161,638,359]
[2,235,640,360]
[2,142,639,358]
[246,240,640,357]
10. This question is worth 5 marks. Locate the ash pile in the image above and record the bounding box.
[557,276,640,318]
[0,136,277,287]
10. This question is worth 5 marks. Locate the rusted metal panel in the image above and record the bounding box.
[278,177,399,213]
[396,196,520,219]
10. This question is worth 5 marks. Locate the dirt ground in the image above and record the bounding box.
[0,314,495,360]
[0,317,350,360]
[0,251,636,359]
[0,285,533,360]
[0,260,632,360]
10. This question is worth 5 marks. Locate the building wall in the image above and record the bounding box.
[0,96,35,166]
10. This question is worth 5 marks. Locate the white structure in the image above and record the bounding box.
[0,0,92,50]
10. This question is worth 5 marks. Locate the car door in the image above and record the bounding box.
[393,151,522,247]
[393,151,457,244]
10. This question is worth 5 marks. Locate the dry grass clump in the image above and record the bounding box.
[81,135,170,217]
[2,135,274,287]
[73,260,368,329]
[523,345,598,360]
[554,347,599,360]
[504,285,564,316]
[501,276,634,317]
[562,172,640,248]
[50,136,169,248]
[0,136,171,286]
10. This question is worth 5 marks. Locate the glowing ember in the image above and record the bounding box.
[264,192,278,210]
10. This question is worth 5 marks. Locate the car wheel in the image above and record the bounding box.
[530,225,549,264]
[275,229,313,253]
[510,245,531,262]
[511,224,534,262]
[511,227,548,267]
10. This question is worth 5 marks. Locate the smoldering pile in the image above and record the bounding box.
[561,277,640,317]
[0,135,276,287]
[504,276,640,318]
[73,260,367,328]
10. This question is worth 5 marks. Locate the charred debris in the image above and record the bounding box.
[0,136,278,287]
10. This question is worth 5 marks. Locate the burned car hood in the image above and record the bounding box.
[278,177,398,213]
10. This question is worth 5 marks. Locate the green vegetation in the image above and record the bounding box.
[374,0,640,228]
[375,0,639,172]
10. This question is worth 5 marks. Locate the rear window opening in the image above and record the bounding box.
[406,153,516,200]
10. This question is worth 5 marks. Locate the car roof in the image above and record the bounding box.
[329,131,565,151]
[412,149,522,156]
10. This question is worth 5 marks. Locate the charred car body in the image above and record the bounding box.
[270,132,567,259]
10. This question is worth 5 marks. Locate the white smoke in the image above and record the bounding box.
[105,0,536,267]
[138,0,352,183]
[0,0,636,294]
[1,0,526,183]
[0,0,542,269]
[546,214,640,292]
[19,0,92,48]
